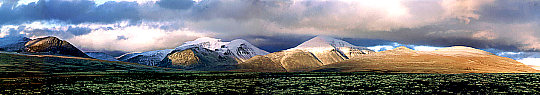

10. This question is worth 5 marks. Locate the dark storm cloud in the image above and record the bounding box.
[66,27,92,36]
[477,0,540,24]
[356,22,526,52]
[225,34,314,52]
[189,0,296,21]
[77,1,140,24]
[175,0,540,52]
[3,25,93,39]
[157,0,194,10]
[0,0,140,25]
[2,0,540,52]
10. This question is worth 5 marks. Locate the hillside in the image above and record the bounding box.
[118,37,268,70]
[237,36,375,72]
[311,46,539,73]
[23,36,90,58]
[0,52,174,76]
[85,52,120,61]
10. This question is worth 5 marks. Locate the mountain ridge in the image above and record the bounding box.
[238,36,375,72]
[311,46,539,73]
[1,35,537,73]
[118,37,269,70]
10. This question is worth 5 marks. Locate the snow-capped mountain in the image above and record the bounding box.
[288,36,374,65]
[174,37,269,61]
[117,49,174,66]
[118,37,269,68]
[238,36,375,71]
[85,52,120,61]
[0,36,31,52]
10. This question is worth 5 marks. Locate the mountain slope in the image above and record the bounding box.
[85,52,120,61]
[238,36,374,71]
[23,36,90,58]
[174,37,269,62]
[160,47,238,71]
[0,52,174,74]
[237,50,323,72]
[118,37,268,70]
[312,46,539,73]
[289,36,374,65]
[118,49,174,66]
[0,36,31,52]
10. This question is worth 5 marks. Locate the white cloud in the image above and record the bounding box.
[0,20,210,52]
[367,46,395,52]
[69,25,207,52]
[495,51,540,66]
[367,43,446,52]
[16,0,39,6]
[517,58,540,66]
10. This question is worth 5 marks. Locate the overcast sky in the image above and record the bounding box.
[1,0,539,53]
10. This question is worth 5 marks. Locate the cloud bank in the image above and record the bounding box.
[0,0,539,53]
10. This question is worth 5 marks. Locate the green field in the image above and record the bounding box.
[1,72,540,94]
[1,53,540,94]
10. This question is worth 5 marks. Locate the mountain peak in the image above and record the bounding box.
[435,46,493,55]
[175,37,227,50]
[24,36,90,58]
[293,36,356,50]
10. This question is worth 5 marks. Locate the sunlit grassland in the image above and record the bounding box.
[0,53,539,94]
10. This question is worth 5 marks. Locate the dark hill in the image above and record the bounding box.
[24,36,90,58]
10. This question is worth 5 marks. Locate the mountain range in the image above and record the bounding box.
[0,36,538,73]
[116,37,269,70]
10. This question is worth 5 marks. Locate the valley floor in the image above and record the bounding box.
[1,72,540,94]
[1,53,540,94]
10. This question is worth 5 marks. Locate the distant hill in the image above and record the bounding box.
[236,36,538,73]
[85,52,120,61]
[311,46,539,73]
[0,36,31,52]
[0,53,174,75]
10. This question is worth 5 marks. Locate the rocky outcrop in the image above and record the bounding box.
[164,49,200,66]
[23,36,89,58]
